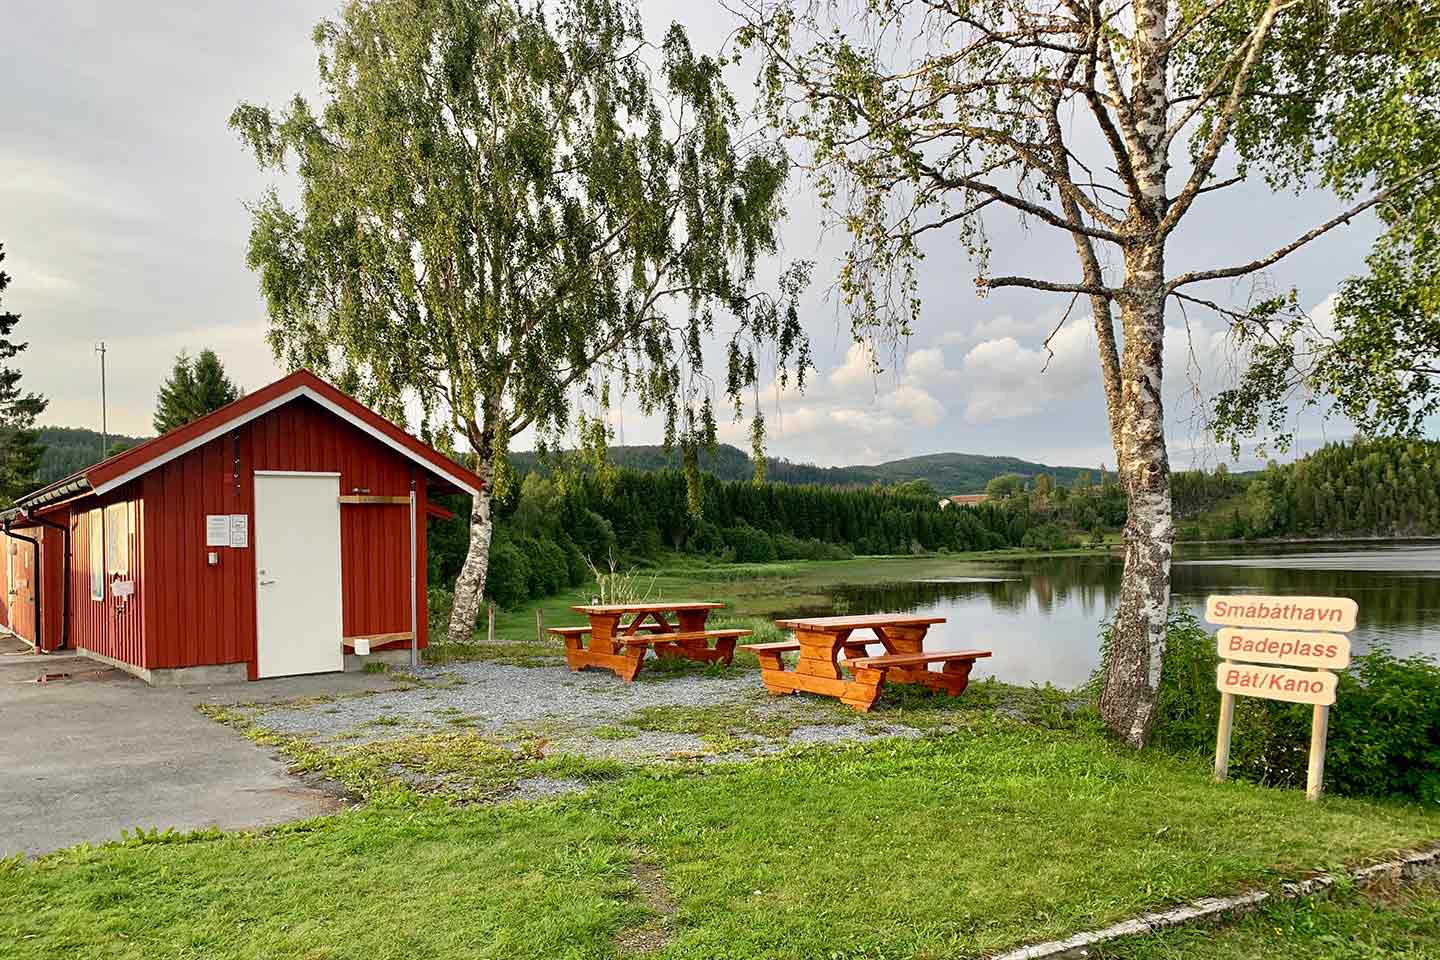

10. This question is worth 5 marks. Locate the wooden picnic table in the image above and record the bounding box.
[742,613,991,712]
[551,601,750,681]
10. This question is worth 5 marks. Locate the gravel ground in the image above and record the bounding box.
[546,731,713,762]
[251,661,758,741]
[504,776,590,801]
[238,660,935,768]
[786,722,921,745]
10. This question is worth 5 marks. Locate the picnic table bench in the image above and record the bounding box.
[552,602,750,681]
[742,614,990,712]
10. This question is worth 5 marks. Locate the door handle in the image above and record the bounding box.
[259,578,277,586]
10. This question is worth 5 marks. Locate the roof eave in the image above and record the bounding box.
[14,475,93,512]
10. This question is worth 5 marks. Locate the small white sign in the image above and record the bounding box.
[111,580,134,598]
[205,515,230,547]
[229,514,249,548]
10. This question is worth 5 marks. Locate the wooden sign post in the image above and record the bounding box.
[1204,595,1357,801]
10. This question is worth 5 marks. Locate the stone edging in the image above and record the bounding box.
[991,844,1440,960]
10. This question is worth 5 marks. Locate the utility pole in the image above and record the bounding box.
[95,341,108,459]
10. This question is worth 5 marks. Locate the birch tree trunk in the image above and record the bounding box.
[1098,0,1173,747]
[446,459,494,646]
[1101,243,1174,747]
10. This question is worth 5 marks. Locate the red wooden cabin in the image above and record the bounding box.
[1,370,480,683]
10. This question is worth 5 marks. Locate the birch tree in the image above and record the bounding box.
[734,0,1438,744]
[1206,1,1440,450]
[232,0,807,644]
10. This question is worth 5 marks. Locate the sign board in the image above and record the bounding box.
[205,515,230,547]
[1216,662,1337,705]
[1204,594,1357,632]
[111,580,134,598]
[1206,592,1358,801]
[1216,627,1350,670]
[228,514,249,548]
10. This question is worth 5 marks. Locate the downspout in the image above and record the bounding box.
[3,518,40,654]
[27,511,70,652]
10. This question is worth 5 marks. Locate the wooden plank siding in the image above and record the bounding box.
[250,398,428,656]
[103,394,432,676]
[67,489,144,666]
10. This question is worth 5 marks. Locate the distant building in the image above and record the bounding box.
[938,494,989,509]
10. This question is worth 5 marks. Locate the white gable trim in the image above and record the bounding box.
[89,386,478,499]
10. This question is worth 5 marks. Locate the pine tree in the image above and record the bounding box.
[0,244,48,504]
[153,349,240,434]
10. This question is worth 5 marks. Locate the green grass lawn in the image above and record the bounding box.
[1095,880,1440,958]
[5,721,1437,959]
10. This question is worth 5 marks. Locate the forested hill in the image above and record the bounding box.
[508,443,1090,493]
[35,427,148,485]
[1185,437,1440,541]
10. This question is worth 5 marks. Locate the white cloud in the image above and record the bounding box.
[974,310,1067,341]
[881,384,945,427]
[903,347,948,380]
[828,340,878,389]
[960,319,1097,423]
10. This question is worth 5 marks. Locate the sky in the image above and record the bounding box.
[3,1,1384,473]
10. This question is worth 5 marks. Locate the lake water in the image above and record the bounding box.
[790,541,1440,689]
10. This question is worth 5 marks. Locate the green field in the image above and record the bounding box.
[5,716,1438,959]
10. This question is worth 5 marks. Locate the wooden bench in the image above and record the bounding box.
[753,614,992,712]
[848,649,992,696]
[552,621,750,681]
[549,624,668,647]
[738,640,801,671]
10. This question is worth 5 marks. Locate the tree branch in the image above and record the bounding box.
[1161,0,1298,234]
[978,275,1119,297]
[1166,164,1440,292]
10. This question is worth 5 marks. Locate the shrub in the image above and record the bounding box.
[530,538,570,597]
[688,520,725,556]
[1021,522,1076,551]
[563,540,587,587]
[721,524,777,563]
[427,585,455,639]
[569,509,616,561]
[484,537,531,609]
[1100,611,1440,802]
[771,532,852,561]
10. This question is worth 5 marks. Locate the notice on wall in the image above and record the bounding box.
[111,580,134,598]
[229,514,249,548]
[205,515,230,547]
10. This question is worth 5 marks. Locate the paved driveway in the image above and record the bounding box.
[0,642,391,857]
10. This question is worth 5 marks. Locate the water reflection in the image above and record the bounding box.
[786,541,1440,689]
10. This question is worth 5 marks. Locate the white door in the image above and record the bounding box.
[254,472,344,678]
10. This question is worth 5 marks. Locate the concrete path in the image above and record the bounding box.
[0,641,392,858]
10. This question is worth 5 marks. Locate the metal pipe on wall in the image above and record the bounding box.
[409,486,418,670]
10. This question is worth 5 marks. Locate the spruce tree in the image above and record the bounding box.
[153,349,240,434]
[0,244,48,504]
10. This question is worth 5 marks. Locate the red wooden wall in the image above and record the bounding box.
[250,398,428,651]
[119,395,432,675]
[68,490,145,666]
[2,527,64,652]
